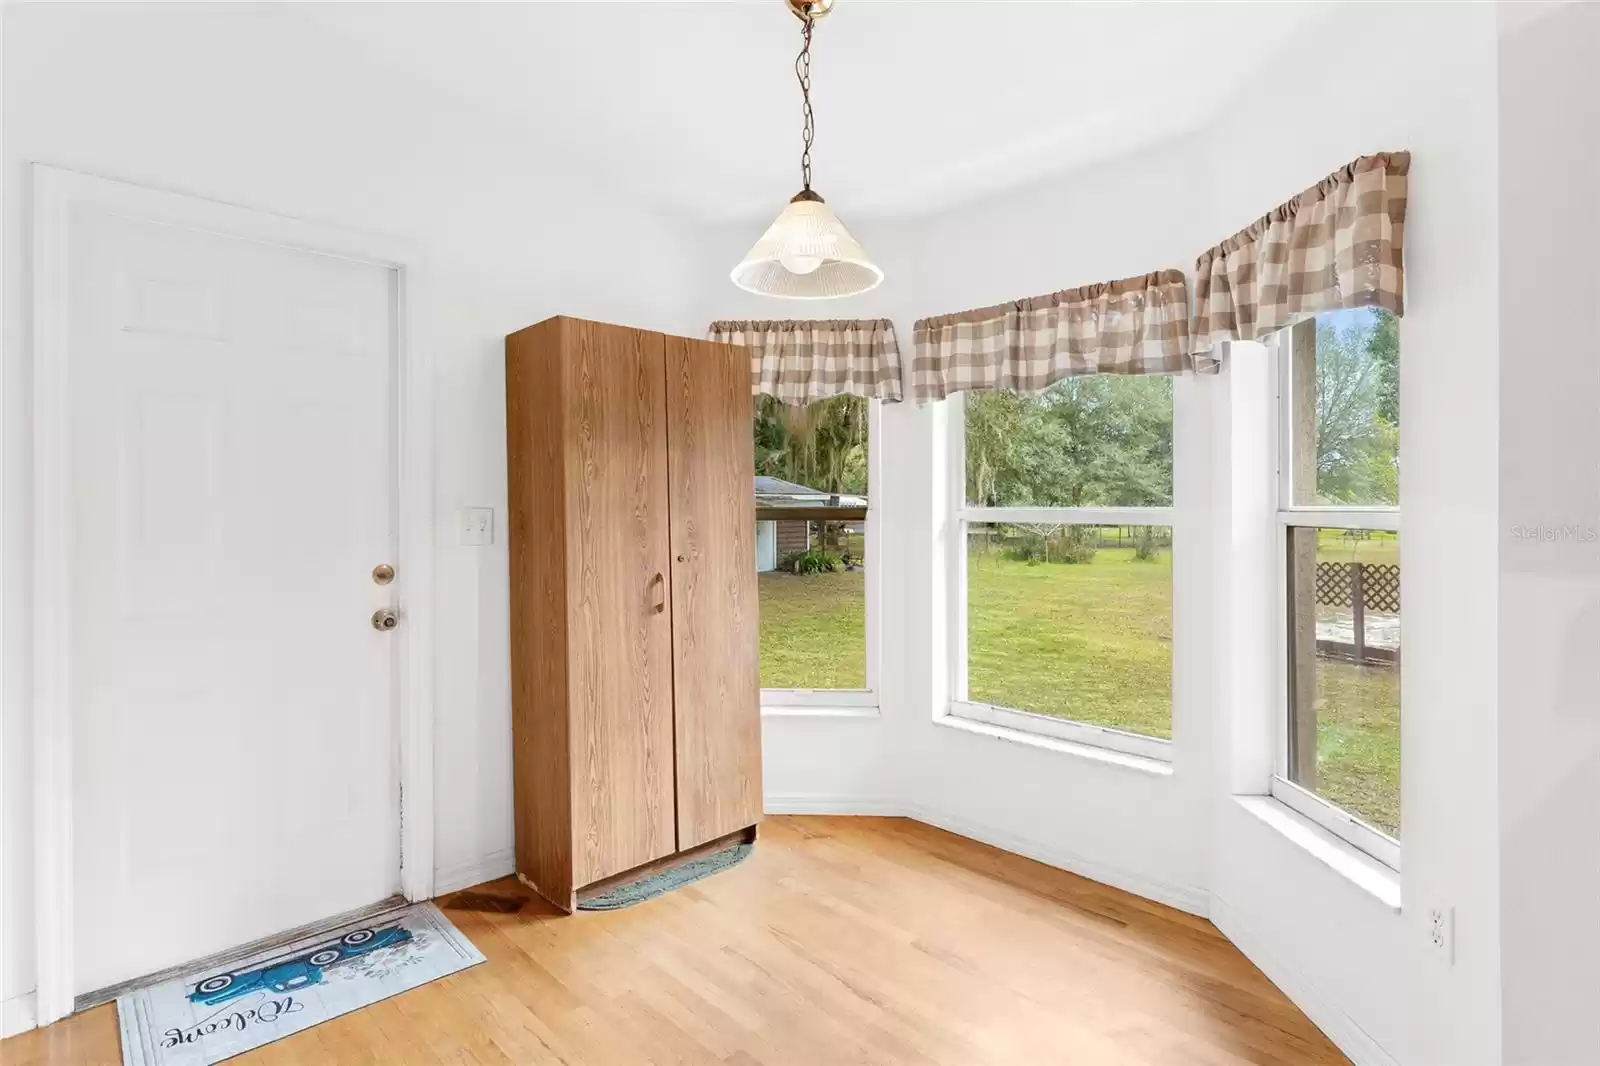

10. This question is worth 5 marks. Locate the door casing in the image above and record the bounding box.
[28,164,436,1025]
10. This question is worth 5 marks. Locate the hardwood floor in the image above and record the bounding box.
[0,816,1348,1065]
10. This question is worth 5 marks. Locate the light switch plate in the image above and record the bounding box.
[458,507,494,546]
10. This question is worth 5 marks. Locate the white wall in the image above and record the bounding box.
[1,3,704,1013]
[900,133,1218,913]
[2,5,1567,1063]
[1496,4,1600,1063]
[1207,7,1504,1065]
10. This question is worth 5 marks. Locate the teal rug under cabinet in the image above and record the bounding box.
[578,842,753,911]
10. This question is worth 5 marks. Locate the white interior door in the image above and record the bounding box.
[67,208,401,995]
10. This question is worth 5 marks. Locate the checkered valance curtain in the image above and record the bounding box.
[908,269,1192,403]
[709,319,903,405]
[1192,151,1411,365]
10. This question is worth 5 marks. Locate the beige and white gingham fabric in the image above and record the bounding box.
[1193,151,1410,365]
[709,319,903,404]
[908,270,1192,403]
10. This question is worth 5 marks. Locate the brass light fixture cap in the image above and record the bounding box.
[787,0,834,21]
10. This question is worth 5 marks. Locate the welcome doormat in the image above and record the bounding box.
[115,902,483,1066]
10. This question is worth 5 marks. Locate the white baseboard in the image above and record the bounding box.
[905,802,1210,918]
[433,848,515,897]
[2,992,38,1039]
[763,794,906,816]
[1210,898,1398,1066]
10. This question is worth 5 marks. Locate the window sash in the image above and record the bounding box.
[957,505,1174,526]
[946,392,1175,755]
[1277,508,1399,532]
[759,398,882,703]
[1270,325,1401,867]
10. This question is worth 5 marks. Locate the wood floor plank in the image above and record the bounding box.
[0,816,1348,1066]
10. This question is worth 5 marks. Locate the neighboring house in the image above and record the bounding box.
[754,476,868,573]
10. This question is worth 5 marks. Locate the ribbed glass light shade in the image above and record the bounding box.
[731,196,883,299]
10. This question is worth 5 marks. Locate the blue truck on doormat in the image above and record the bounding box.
[187,926,414,1007]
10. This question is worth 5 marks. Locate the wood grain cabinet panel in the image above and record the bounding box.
[561,319,676,887]
[506,317,761,912]
[665,336,762,849]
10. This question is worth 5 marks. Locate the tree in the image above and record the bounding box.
[962,375,1173,563]
[753,395,868,553]
[963,375,1174,509]
[752,394,867,496]
[1369,307,1399,426]
[965,390,1025,507]
[1313,310,1399,506]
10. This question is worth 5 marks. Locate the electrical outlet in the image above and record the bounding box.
[1424,903,1455,964]
[458,507,495,546]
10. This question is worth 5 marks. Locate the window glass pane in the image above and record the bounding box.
[753,396,867,689]
[1287,308,1399,506]
[966,522,1172,738]
[965,376,1173,507]
[1286,526,1401,837]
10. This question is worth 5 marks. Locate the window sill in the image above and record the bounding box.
[761,704,880,719]
[1234,795,1402,913]
[932,712,1173,778]
[950,701,1171,762]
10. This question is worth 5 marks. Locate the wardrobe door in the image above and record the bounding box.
[664,335,762,849]
[564,319,678,886]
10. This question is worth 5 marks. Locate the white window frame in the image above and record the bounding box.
[945,390,1176,762]
[759,397,882,710]
[1268,327,1402,872]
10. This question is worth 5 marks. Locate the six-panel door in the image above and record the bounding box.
[664,336,763,850]
[70,207,401,992]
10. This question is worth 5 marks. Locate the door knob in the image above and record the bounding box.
[371,608,400,631]
[372,563,396,585]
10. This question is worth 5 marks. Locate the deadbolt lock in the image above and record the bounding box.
[372,563,396,585]
[371,608,400,631]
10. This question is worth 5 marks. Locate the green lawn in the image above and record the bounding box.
[1315,528,1398,565]
[1310,528,1400,834]
[966,546,1173,738]
[758,570,867,689]
[1314,660,1401,836]
[757,543,1400,836]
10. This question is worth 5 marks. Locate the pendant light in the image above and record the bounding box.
[731,0,883,299]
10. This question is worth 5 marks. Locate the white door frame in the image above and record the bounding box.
[30,164,436,1025]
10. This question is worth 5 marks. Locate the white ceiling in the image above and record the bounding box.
[298,1,1336,224]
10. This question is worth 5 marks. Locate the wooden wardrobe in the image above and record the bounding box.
[504,315,762,912]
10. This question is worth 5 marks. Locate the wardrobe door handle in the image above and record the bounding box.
[650,572,666,614]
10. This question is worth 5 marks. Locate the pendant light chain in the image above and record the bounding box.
[795,15,815,192]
